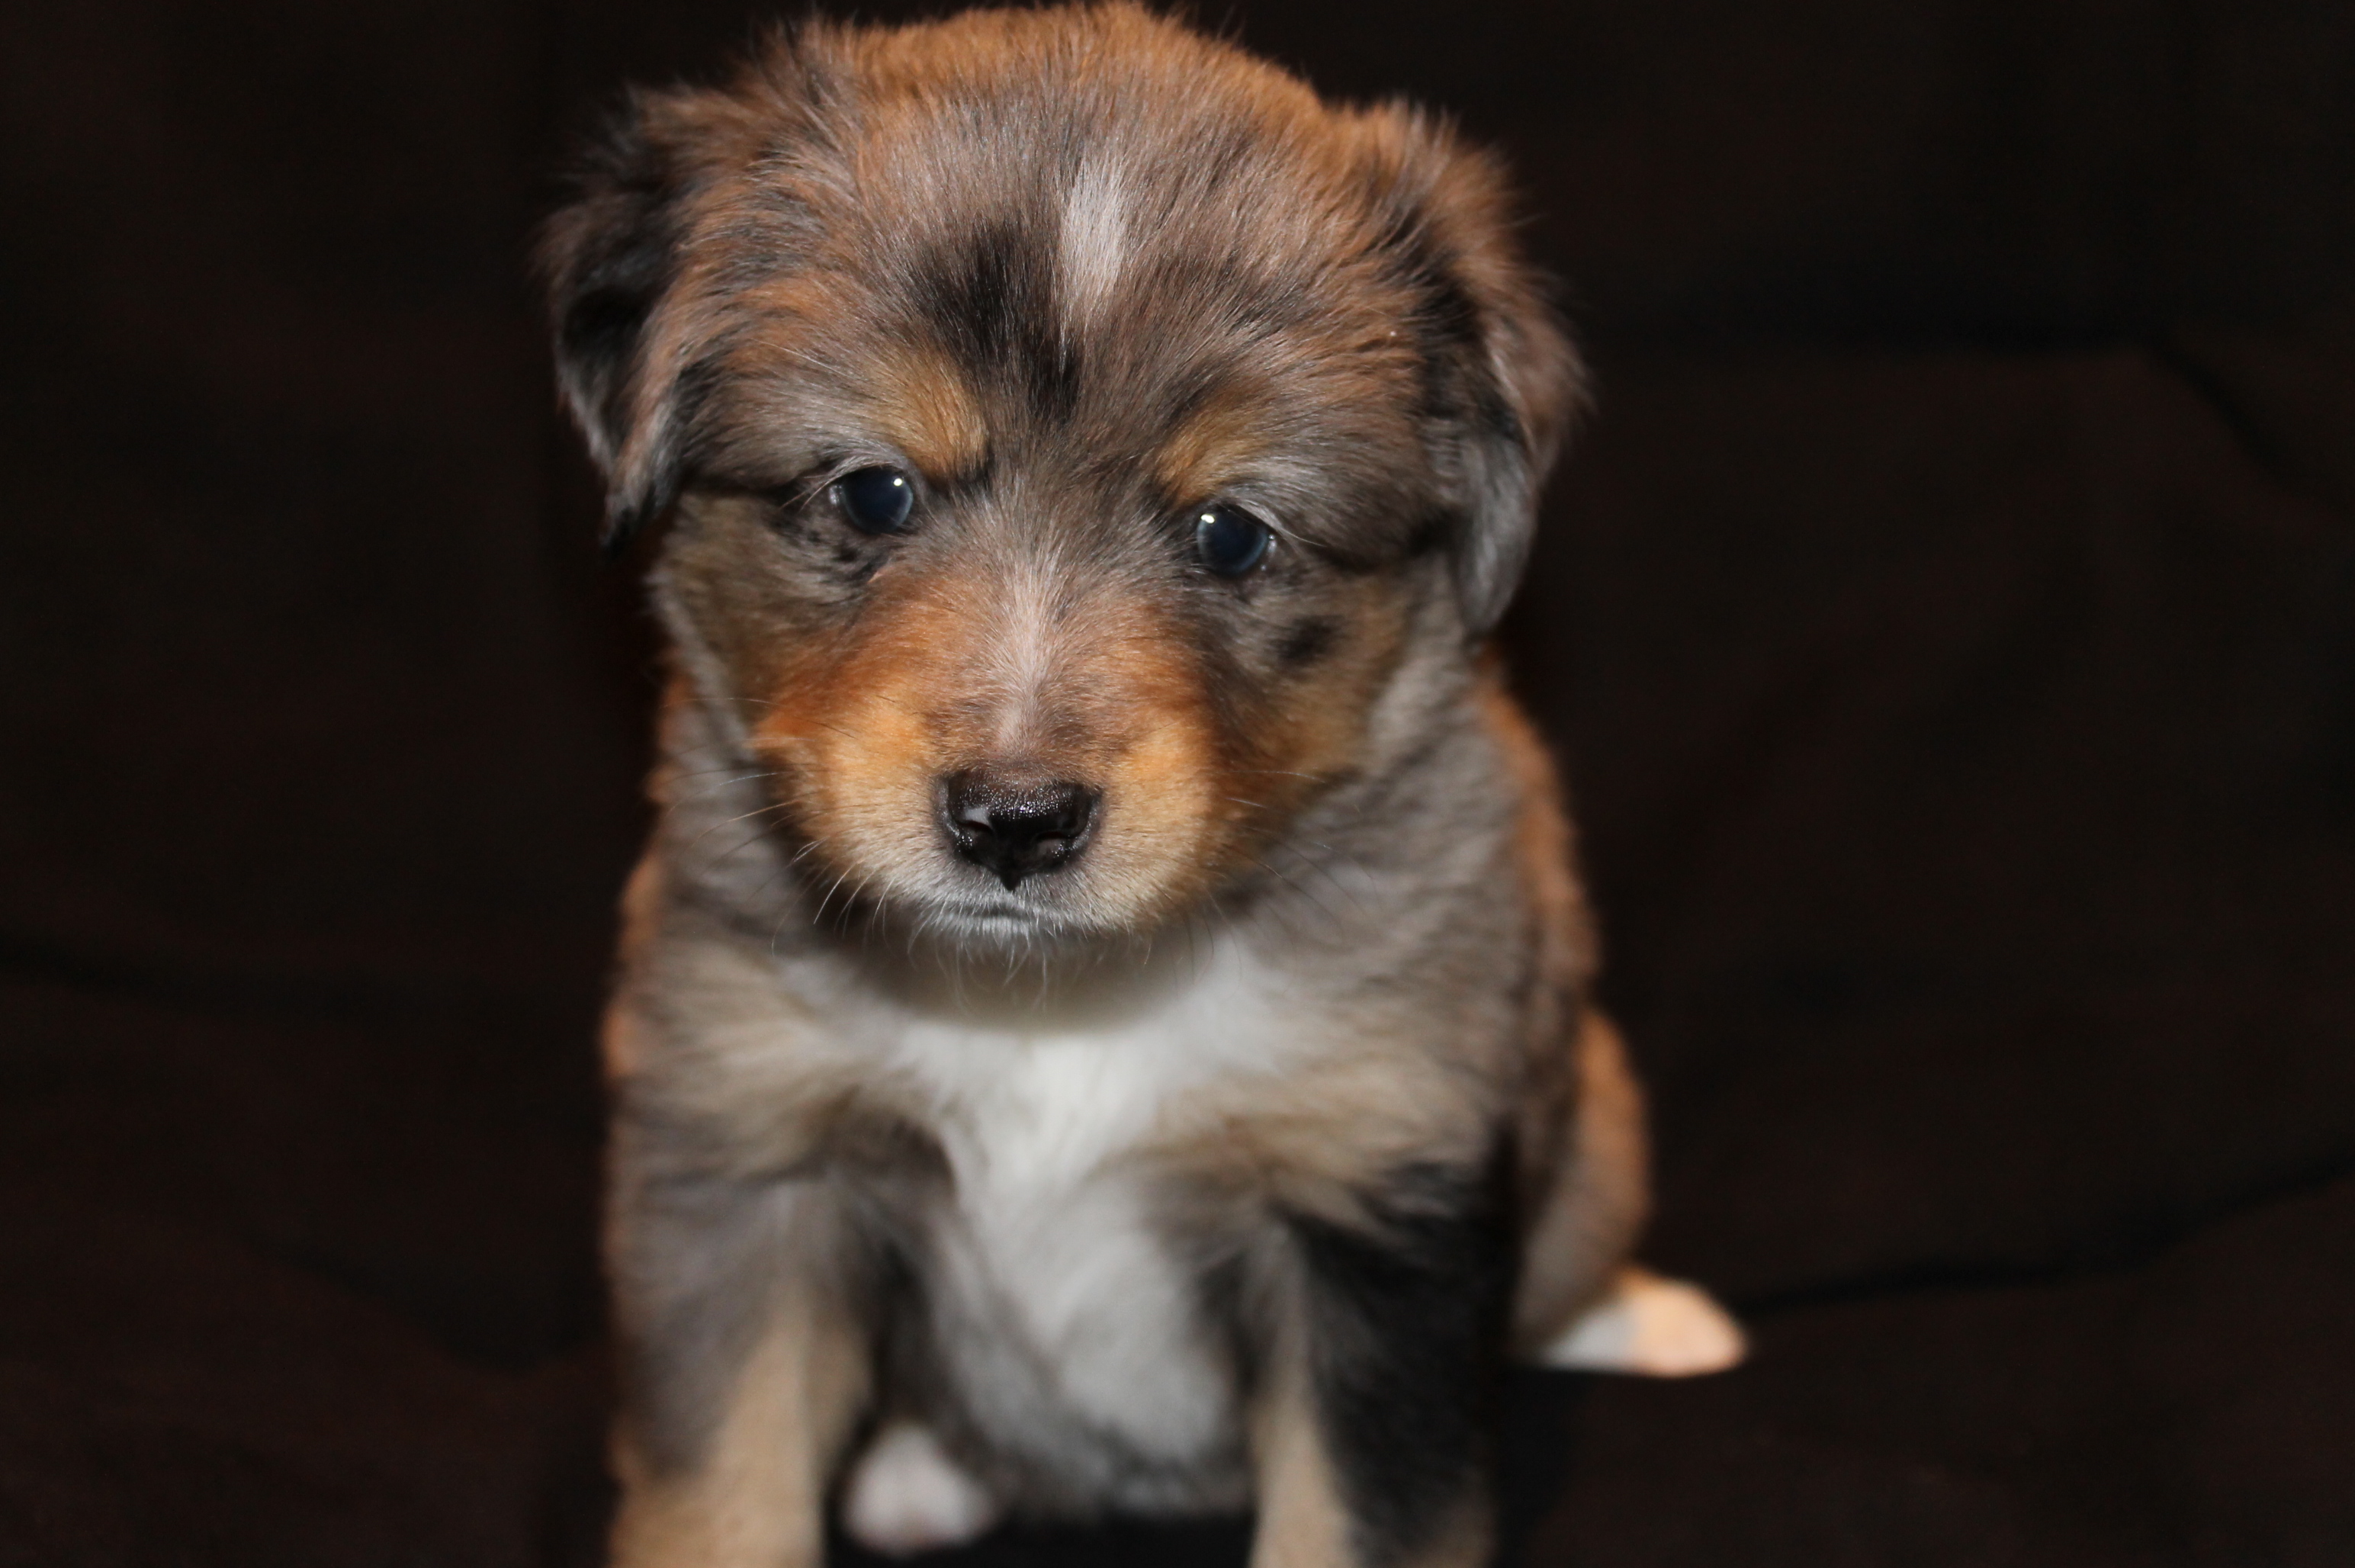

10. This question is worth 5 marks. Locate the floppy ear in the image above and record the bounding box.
[540,97,692,553]
[540,43,836,553]
[1356,106,1588,638]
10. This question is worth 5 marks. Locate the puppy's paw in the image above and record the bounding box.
[1537,1266,1747,1377]
[840,1422,1001,1557]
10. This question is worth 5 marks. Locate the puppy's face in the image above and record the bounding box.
[545,6,1579,943]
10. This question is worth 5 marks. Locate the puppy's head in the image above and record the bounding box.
[544,5,1582,944]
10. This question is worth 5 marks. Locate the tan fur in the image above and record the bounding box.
[1512,1011,1653,1350]
[734,545,1235,929]
[667,503,1418,945]
[1248,1348,1357,1568]
[856,342,993,482]
[1154,388,1276,503]
[1249,1314,1490,1568]
[609,1289,869,1568]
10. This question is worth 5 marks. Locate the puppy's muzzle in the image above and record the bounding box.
[943,770,1099,890]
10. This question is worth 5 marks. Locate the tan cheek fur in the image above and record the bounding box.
[741,564,1244,925]
[720,535,1421,929]
[745,575,969,892]
[667,473,1418,949]
[1226,577,1415,846]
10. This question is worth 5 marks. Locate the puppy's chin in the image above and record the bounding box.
[794,827,1234,968]
[871,866,1161,952]
[917,898,1087,948]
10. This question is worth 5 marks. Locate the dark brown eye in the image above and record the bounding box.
[1194,504,1271,576]
[834,466,914,534]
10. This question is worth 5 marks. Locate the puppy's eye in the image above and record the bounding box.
[1194,504,1272,577]
[833,466,914,535]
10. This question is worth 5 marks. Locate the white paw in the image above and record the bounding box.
[1536,1267,1747,1377]
[840,1422,1001,1557]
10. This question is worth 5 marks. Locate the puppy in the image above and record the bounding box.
[541,8,1741,1566]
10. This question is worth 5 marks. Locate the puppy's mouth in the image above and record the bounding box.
[930,896,1057,931]
[892,876,1106,947]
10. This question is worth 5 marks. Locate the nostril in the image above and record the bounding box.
[1003,782,1091,843]
[943,773,1099,888]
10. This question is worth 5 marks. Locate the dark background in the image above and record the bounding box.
[5,0,2352,1563]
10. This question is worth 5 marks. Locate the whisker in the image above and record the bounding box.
[841,870,882,939]
[685,693,779,711]
[665,761,781,783]
[1274,840,1369,921]
[742,833,829,919]
[680,799,793,860]
[811,864,858,929]
[1245,852,1345,942]
[767,844,827,955]
[1193,895,1225,985]
[701,818,794,876]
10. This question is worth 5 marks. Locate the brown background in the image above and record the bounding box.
[4,1,2352,1563]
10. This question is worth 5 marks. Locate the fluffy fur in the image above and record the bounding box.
[541,8,1740,1566]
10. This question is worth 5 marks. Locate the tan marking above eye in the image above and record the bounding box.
[1155,385,1274,504]
[718,277,991,487]
[854,342,990,482]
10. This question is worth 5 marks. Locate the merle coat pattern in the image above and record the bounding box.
[541,9,1735,1566]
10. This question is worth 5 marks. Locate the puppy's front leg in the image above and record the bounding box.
[1251,1184,1509,1568]
[607,1157,871,1568]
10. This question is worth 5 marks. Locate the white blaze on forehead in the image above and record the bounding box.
[1058,153,1130,326]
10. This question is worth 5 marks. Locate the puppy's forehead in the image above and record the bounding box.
[702,29,1433,505]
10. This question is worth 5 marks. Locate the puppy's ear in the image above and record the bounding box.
[541,96,692,553]
[540,46,831,553]
[1356,107,1588,638]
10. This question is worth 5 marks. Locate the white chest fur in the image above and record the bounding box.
[872,945,1287,1489]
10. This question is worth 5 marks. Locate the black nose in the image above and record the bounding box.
[943,772,1098,889]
